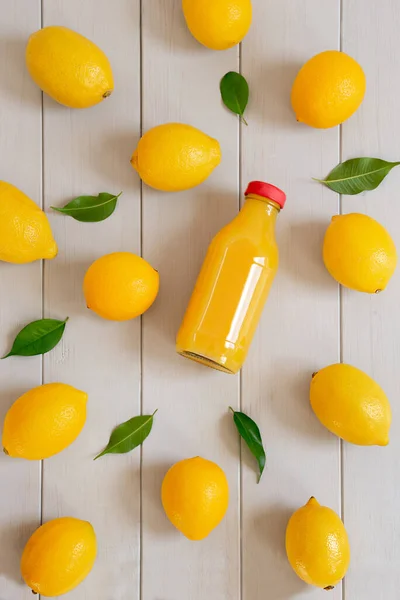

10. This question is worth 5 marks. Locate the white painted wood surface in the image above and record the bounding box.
[0,1,399,599]
[0,3,42,600]
[342,2,400,599]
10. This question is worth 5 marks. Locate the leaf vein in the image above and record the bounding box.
[323,165,399,184]
[51,192,121,213]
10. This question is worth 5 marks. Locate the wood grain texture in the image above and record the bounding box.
[41,1,141,599]
[241,1,342,599]
[0,2,42,598]
[140,2,240,599]
[342,1,400,598]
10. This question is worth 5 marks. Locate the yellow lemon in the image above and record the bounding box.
[0,181,57,263]
[291,50,366,128]
[182,0,252,51]
[161,456,229,540]
[310,363,391,446]
[323,213,397,293]
[21,517,97,597]
[286,497,350,589]
[131,123,221,192]
[2,383,87,460]
[26,26,114,108]
[83,252,159,321]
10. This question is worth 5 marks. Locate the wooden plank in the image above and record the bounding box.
[0,2,42,598]
[140,2,240,599]
[41,1,141,598]
[241,1,342,599]
[342,1,400,598]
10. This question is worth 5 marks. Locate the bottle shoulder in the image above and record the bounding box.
[212,216,278,252]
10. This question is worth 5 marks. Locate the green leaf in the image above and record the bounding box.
[2,317,69,358]
[51,191,122,222]
[314,158,400,195]
[94,410,157,460]
[220,71,249,125]
[229,407,266,483]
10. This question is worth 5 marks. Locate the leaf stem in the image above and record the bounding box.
[229,406,235,414]
[93,451,105,461]
[241,115,248,126]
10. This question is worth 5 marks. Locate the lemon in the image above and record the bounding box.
[0,181,57,263]
[131,123,221,192]
[161,456,229,540]
[182,0,252,51]
[21,517,97,597]
[323,213,397,293]
[2,383,87,460]
[83,252,159,321]
[286,497,350,589]
[310,363,391,446]
[291,50,366,128]
[26,26,114,108]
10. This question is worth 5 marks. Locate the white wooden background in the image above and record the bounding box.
[0,1,399,599]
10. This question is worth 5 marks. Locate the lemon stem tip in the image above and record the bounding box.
[324,586,335,591]
[130,151,139,170]
[103,90,112,99]
[307,496,319,507]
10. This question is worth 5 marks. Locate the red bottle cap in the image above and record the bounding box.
[245,181,286,209]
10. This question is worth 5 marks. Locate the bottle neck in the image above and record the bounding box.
[233,194,279,240]
[241,193,280,224]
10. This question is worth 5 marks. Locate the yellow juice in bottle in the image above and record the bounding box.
[176,181,286,374]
